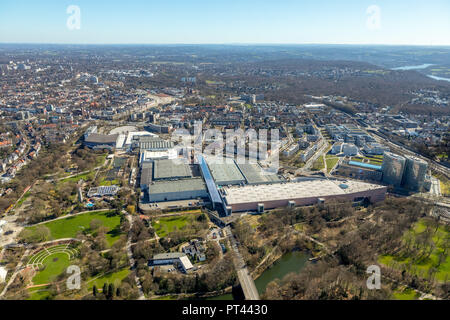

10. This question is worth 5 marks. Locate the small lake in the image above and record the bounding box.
[391,64,434,71]
[206,251,310,300]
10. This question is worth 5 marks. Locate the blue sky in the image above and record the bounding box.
[0,0,449,45]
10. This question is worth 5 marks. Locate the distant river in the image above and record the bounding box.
[427,75,450,82]
[391,64,435,71]
[206,251,311,300]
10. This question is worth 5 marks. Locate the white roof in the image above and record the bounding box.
[0,220,7,227]
[179,255,194,270]
[141,149,177,161]
[223,179,385,205]
[125,131,157,146]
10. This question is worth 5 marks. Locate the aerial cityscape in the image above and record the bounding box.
[0,0,449,310]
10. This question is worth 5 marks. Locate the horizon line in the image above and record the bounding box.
[1,42,450,47]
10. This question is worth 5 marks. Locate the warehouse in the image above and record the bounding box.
[135,136,174,151]
[221,179,387,213]
[153,159,192,181]
[84,133,119,150]
[148,178,208,202]
[236,162,283,185]
[206,157,246,186]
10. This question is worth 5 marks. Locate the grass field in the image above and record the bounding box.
[433,172,450,196]
[392,287,420,300]
[87,268,130,291]
[325,156,339,173]
[152,213,200,237]
[27,286,52,300]
[60,171,95,183]
[25,210,122,245]
[32,252,73,285]
[351,156,383,165]
[311,157,325,171]
[99,178,119,186]
[379,219,450,282]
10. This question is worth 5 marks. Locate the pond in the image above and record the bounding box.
[206,251,311,300]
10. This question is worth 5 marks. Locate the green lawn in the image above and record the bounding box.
[392,288,420,300]
[378,219,450,282]
[32,252,73,285]
[311,157,325,171]
[86,268,130,291]
[325,157,339,173]
[25,210,122,245]
[60,171,95,183]
[27,286,52,300]
[99,179,119,186]
[152,214,199,237]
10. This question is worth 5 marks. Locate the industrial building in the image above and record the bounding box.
[236,162,284,185]
[148,178,208,202]
[382,152,406,187]
[135,136,174,151]
[84,133,119,150]
[402,156,428,191]
[139,149,177,163]
[334,161,383,182]
[221,179,387,213]
[153,159,192,181]
[206,157,246,186]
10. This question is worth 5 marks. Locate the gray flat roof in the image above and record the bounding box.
[223,179,386,205]
[137,136,174,150]
[149,178,207,194]
[206,158,245,185]
[140,162,153,186]
[153,252,185,260]
[153,159,192,180]
[236,162,283,184]
[85,133,118,144]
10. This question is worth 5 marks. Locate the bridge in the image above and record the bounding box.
[225,226,260,300]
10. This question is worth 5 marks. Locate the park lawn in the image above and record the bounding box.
[326,157,339,173]
[60,171,95,183]
[311,157,325,171]
[99,178,119,186]
[152,214,199,237]
[378,219,450,282]
[32,252,73,285]
[27,286,52,300]
[25,210,122,245]
[392,287,420,300]
[86,268,130,291]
